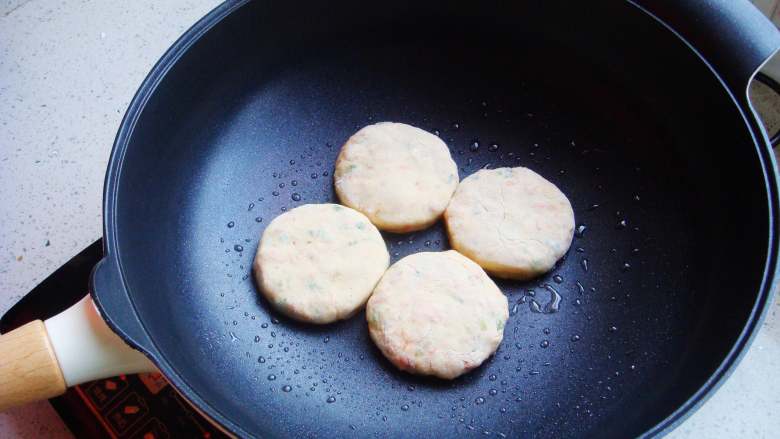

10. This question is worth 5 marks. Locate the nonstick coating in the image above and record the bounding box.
[105,1,774,438]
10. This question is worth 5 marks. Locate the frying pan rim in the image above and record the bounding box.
[92,1,780,437]
[94,1,256,437]
[626,1,780,436]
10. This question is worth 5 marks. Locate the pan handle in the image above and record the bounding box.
[0,320,65,410]
[0,295,155,411]
[631,0,780,100]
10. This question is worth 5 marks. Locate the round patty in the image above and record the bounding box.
[366,251,508,379]
[254,204,390,324]
[334,122,458,233]
[445,167,574,280]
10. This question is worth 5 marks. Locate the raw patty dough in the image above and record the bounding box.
[334,122,459,233]
[445,167,574,280]
[254,204,390,324]
[366,251,508,379]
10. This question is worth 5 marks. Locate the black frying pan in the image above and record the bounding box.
[3,0,780,437]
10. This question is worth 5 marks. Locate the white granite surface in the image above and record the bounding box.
[0,1,778,437]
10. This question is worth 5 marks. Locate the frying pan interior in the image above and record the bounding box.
[111,1,770,437]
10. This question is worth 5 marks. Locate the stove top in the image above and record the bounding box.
[0,240,227,439]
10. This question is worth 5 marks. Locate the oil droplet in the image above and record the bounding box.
[581,259,589,272]
[424,240,431,247]
[632,247,640,255]
[279,183,285,188]
[401,404,410,411]
[227,221,235,228]
[291,193,301,201]
[289,160,296,165]
[571,335,581,342]
[470,141,480,152]
[258,356,265,363]
[544,285,562,313]
[322,171,329,176]
[540,340,550,348]
[608,326,618,333]
[452,122,460,130]
[282,385,292,392]
[254,336,260,342]
[327,396,336,403]
[234,245,244,252]
[489,374,497,381]
[261,323,268,328]
[575,224,587,238]
[499,407,507,414]
[271,331,276,338]
[311,173,318,179]
[488,142,499,152]
[248,203,255,211]
[622,262,631,271]
[489,389,498,396]
[616,219,627,229]
[255,216,263,223]
[291,180,298,186]
[574,298,582,306]
[323,336,330,343]
[268,374,276,380]
[552,275,563,284]
[543,328,551,335]
[272,191,279,196]
[475,397,486,405]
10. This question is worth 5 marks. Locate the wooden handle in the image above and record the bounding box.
[0,320,66,411]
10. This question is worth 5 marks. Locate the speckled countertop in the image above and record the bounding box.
[0,1,779,438]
